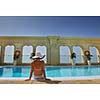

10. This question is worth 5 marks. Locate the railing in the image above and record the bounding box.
[22,55,32,63]
[90,55,99,63]
[2,54,100,64]
[60,55,100,64]
[4,55,14,63]
[60,55,70,63]
[60,55,84,64]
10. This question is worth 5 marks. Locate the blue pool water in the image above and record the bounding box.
[0,66,100,78]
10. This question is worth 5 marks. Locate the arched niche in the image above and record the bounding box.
[59,46,71,64]
[4,45,14,63]
[72,46,84,63]
[22,45,33,63]
[36,46,47,63]
[89,46,99,63]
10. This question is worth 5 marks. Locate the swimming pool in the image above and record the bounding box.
[0,66,100,80]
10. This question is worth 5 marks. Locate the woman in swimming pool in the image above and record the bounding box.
[25,52,46,81]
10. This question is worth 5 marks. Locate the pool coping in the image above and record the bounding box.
[0,76,100,81]
[1,65,100,68]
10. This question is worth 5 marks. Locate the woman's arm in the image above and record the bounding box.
[25,62,34,81]
[29,68,34,79]
[42,69,46,79]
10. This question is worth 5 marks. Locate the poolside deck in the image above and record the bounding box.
[0,79,100,84]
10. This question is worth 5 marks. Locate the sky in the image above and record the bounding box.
[0,16,100,38]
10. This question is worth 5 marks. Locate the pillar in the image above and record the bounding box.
[33,46,36,54]
[69,46,73,64]
[82,45,90,64]
[96,47,100,64]
[0,45,5,65]
[48,36,60,65]
[47,46,51,65]
[15,44,23,65]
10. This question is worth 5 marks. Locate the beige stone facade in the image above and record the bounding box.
[0,36,100,65]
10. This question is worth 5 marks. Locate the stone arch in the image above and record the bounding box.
[72,46,84,63]
[5,43,16,48]
[22,45,33,63]
[35,43,47,47]
[4,45,15,63]
[36,46,47,63]
[59,46,71,64]
[89,46,99,63]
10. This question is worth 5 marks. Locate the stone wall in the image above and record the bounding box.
[0,36,100,65]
